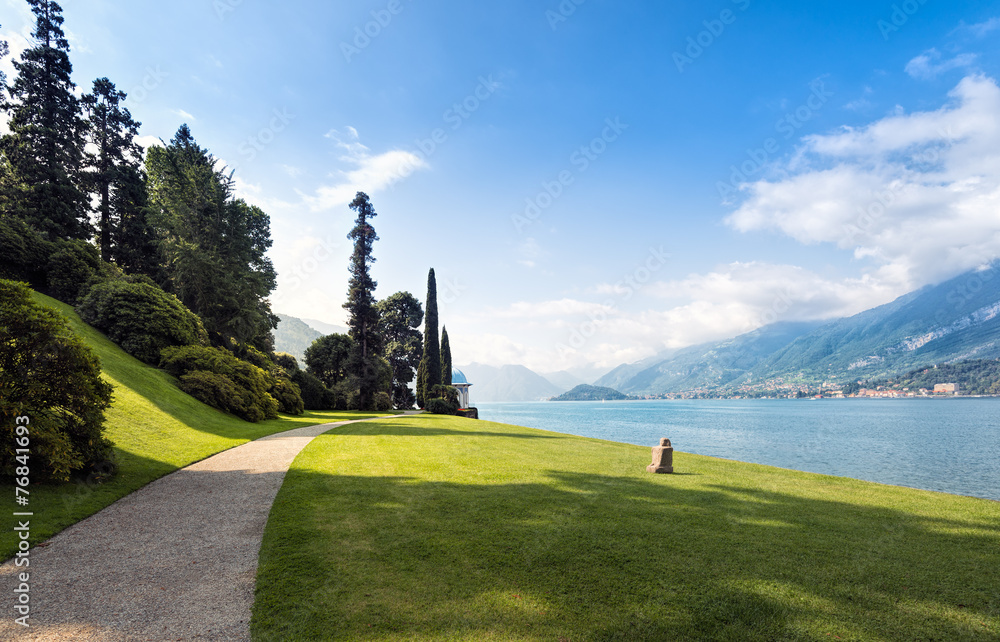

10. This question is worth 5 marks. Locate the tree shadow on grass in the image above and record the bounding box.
[254,467,1000,641]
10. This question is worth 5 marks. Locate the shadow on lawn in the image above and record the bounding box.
[254,467,1000,641]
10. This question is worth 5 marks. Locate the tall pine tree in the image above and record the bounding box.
[1,0,88,239]
[441,326,452,386]
[146,125,277,351]
[344,192,383,410]
[417,268,441,406]
[377,291,423,410]
[82,77,142,259]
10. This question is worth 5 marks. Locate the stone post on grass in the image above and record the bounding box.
[647,438,674,474]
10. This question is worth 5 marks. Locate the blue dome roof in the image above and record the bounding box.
[451,368,468,385]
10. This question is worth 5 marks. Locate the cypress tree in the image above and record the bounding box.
[418,268,441,404]
[1,1,89,240]
[343,192,382,410]
[441,326,452,386]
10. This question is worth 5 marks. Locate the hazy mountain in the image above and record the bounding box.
[541,370,586,391]
[596,322,823,395]
[456,363,565,402]
[599,263,1000,394]
[274,314,323,364]
[299,317,349,336]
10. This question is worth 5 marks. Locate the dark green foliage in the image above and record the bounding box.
[291,369,336,411]
[0,216,51,286]
[0,279,114,481]
[273,352,299,373]
[81,77,142,259]
[160,345,279,422]
[304,333,354,388]
[45,238,107,303]
[343,192,383,410]
[441,325,452,386]
[377,291,423,410]
[146,125,277,352]
[373,391,392,412]
[268,374,304,415]
[107,164,158,278]
[76,277,208,364]
[416,358,428,409]
[417,268,441,407]
[1,1,89,240]
[426,384,459,415]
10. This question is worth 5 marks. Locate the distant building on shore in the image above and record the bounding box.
[933,383,960,395]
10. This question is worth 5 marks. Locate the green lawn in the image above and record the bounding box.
[0,292,392,560]
[253,414,1000,641]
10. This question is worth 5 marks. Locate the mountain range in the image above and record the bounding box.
[597,263,1000,395]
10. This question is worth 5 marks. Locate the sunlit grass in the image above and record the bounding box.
[0,292,391,560]
[253,414,1000,641]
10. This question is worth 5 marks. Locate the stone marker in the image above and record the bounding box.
[646,438,674,474]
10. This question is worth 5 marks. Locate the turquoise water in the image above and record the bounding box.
[475,399,1000,501]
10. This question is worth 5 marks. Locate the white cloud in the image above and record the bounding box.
[302,128,427,211]
[905,49,977,80]
[956,17,1000,38]
[172,108,196,121]
[727,75,1000,289]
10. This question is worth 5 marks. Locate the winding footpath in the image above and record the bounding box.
[1,414,411,641]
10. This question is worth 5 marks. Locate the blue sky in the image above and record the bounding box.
[3,0,1000,376]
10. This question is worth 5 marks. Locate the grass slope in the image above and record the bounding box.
[253,414,1000,641]
[1,292,389,560]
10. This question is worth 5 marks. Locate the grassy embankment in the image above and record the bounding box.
[253,414,1000,641]
[0,292,391,560]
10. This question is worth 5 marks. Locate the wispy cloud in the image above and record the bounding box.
[954,17,1000,38]
[302,127,427,211]
[171,108,196,121]
[905,49,977,80]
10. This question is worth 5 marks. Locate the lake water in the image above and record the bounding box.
[475,399,1000,501]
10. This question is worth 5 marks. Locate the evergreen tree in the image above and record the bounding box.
[441,326,452,386]
[377,291,424,409]
[108,164,157,278]
[1,1,89,240]
[81,77,142,259]
[343,192,383,410]
[417,268,441,406]
[416,357,427,409]
[146,125,277,351]
[0,26,8,94]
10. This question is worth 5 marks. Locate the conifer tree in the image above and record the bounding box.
[82,77,142,259]
[344,192,383,410]
[1,1,88,239]
[377,291,423,409]
[417,268,441,405]
[441,326,452,386]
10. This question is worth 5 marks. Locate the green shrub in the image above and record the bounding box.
[291,370,335,410]
[178,370,243,414]
[270,374,305,415]
[77,278,208,364]
[425,397,459,415]
[46,239,108,304]
[0,280,115,481]
[374,391,392,412]
[160,345,279,422]
[273,352,299,373]
[0,217,52,286]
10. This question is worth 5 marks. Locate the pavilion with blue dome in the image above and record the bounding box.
[451,368,472,409]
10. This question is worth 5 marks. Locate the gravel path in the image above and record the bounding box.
[1,415,406,641]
